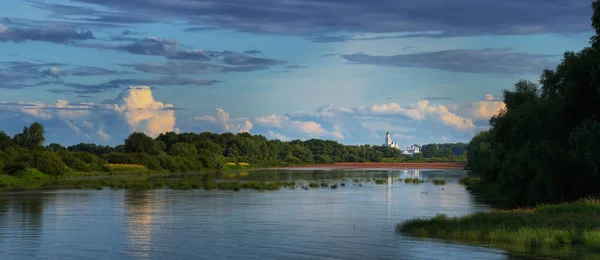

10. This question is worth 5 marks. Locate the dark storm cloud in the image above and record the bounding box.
[341,48,557,74]
[40,0,593,38]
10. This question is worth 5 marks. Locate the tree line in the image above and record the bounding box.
[0,122,466,177]
[466,1,600,207]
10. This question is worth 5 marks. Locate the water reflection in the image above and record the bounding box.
[0,191,55,258]
[0,170,599,259]
[125,190,155,259]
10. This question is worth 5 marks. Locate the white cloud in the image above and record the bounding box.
[0,24,7,33]
[66,120,85,137]
[109,86,177,137]
[392,133,415,140]
[463,101,506,120]
[194,108,253,133]
[0,86,177,144]
[485,94,495,101]
[96,129,110,140]
[48,66,61,77]
[254,114,284,128]
[268,130,289,141]
[288,120,328,136]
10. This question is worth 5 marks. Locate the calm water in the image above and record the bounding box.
[0,169,595,259]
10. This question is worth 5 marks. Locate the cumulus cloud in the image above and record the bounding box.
[193,108,253,134]
[254,114,330,138]
[0,85,177,144]
[267,130,289,141]
[342,48,557,75]
[459,100,506,121]
[109,86,176,137]
[356,100,477,130]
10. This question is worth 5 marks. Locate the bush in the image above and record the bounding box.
[33,152,68,176]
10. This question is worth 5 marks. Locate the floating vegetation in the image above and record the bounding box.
[431,179,447,185]
[374,179,386,185]
[404,178,424,184]
[321,182,328,187]
[330,184,338,189]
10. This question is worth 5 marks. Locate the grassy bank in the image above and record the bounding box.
[396,197,600,250]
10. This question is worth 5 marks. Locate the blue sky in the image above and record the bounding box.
[0,0,595,147]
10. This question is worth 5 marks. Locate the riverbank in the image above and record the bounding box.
[396,197,600,250]
[267,162,466,170]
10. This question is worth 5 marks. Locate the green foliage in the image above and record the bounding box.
[421,143,468,158]
[13,122,45,148]
[124,132,164,155]
[33,151,68,176]
[168,142,197,157]
[464,2,600,207]
[0,131,13,149]
[46,143,66,151]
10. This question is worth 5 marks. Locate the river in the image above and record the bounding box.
[0,169,594,259]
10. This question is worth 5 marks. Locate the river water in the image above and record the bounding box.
[0,169,595,259]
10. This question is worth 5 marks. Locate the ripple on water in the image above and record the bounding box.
[0,170,590,259]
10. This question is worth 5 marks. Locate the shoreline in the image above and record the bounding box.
[262,162,466,170]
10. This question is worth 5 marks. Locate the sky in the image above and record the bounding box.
[0,0,595,147]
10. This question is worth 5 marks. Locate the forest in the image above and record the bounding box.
[0,122,466,177]
[466,1,600,207]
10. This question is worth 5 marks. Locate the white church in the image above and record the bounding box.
[402,144,421,156]
[383,131,399,149]
[383,131,421,155]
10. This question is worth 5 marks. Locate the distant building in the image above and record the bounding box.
[402,145,421,156]
[383,131,399,149]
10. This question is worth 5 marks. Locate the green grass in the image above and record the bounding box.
[396,197,600,250]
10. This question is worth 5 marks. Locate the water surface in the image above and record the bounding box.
[0,169,594,259]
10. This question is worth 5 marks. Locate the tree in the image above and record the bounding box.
[464,1,600,206]
[13,122,45,148]
[0,131,13,150]
[124,132,163,155]
[169,142,197,157]
[47,143,66,151]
